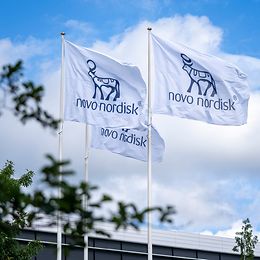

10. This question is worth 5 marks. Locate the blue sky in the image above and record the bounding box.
[1,0,260,57]
[1,0,260,237]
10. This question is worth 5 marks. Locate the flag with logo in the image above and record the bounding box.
[151,34,249,126]
[91,124,165,162]
[64,40,146,128]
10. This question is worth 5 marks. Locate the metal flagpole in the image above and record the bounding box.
[147,27,153,260]
[83,124,90,260]
[57,31,65,260]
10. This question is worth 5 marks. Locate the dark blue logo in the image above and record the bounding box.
[87,60,120,101]
[181,54,217,97]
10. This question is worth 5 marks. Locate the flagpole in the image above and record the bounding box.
[83,124,90,260]
[57,32,65,260]
[147,27,153,260]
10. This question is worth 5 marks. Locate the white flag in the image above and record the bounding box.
[91,124,165,162]
[64,40,146,128]
[152,34,250,126]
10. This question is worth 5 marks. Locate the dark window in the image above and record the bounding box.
[198,250,220,260]
[36,231,57,243]
[221,253,240,260]
[174,248,197,258]
[153,245,172,255]
[65,248,83,260]
[18,230,35,240]
[36,245,56,260]
[154,256,173,260]
[95,238,121,249]
[122,253,147,260]
[122,241,147,253]
[95,251,121,260]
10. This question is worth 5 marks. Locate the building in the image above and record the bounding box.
[17,225,260,260]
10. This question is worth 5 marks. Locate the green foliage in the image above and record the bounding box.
[0,156,176,253]
[0,235,42,260]
[0,60,59,129]
[0,161,43,260]
[233,218,258,260]
[28,155,176,242]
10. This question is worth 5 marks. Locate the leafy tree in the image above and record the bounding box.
[233,218,258,260]
[0,61,176,258]
[0,160,43,260]
[29,155,175,239]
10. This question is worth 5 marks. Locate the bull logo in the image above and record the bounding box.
[87,60,120,101]
[181,54,217,97]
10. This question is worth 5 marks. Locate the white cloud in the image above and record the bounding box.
[201,219,260,239]
[0,37,52,67]
[64,19,97,46]
[1,14,260,233]
[65,20,93,35]
[214,220,243,238]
